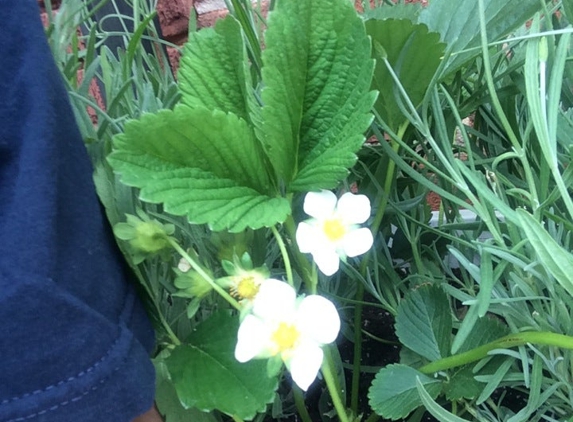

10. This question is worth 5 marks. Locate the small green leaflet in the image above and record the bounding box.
[260,0,376,190]
[108,106,290,232]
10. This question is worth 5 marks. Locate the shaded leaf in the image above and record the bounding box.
[369,364,441,420]
[419,0,542,76]
[166,312,278,420]
[395,285,452,362]
[363,3,422,23]
[365,19,445,130]
[443,365,483,401]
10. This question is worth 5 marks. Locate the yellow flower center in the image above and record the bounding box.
[271,322,300,353]
[234,276,260,300]
[322,218,347,242]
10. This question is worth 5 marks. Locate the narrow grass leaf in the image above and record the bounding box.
[416,378,472,422]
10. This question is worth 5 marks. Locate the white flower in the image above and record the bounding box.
[296,190,374,276]
[234,279,340,391]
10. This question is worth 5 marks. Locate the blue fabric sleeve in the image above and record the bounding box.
[0,1,156,421]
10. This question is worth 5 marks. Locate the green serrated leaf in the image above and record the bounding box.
[179,17,254,122]
[419,0,542,76]
[155,359,220,422]
[456,315,509,354]
[365,19,445,130]
[517,209,573,297]
[166,312,278,420]
[395,285,452,362]
[369,364,441,420]
[109,106,290,232]
[261,0,376,190]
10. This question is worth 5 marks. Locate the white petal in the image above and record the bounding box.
[235,315,270,362]
[288,341,324,391]
[303,190,337,219]
[296,221,321,254]
[252,279,296,321]
[337,192,371,224]
[296,295,340,345]
[342,227,373,258]
[312,247,341,276]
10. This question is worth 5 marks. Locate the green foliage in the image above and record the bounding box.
[365,19,445,130]
[109,0,376,231]
[165,312,278,420]
[53,0,573,420]
[419,0,543,75]
[517,209,573,297]
[368,364,441,420]
[178,17,254,121]
[395,285,452,362]
[108,106,289,232]
[261,0,376,190]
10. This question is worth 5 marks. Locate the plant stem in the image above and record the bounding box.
[271,225,294,286]
[322,356,350,422]
[364,413,380,422]
[167,238,242,311]
[419,331,573,374]
[284,214,315,292]
[293,385,313,422]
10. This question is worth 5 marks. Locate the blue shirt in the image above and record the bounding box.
[0,1,156,420]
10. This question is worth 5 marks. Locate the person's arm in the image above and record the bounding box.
[0,1,156,420]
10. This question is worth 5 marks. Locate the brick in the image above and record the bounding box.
[157,0,192,40]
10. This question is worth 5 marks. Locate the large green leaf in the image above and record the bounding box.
[419,0,542,76]
[109,106,290,232]
[368,364,442,420]
[166,312,278,420]
[179,17,253,122]
[395,285,452,362]
[517,209,573,297]
[260,0,376,190]
[365,19,445,130]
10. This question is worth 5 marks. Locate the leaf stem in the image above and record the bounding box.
[350,121,409,413]
[271,225,294,286]
[167,238,242,311]
[284,214,315,292]
[322,355,350,422]
[419,331,573,374]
